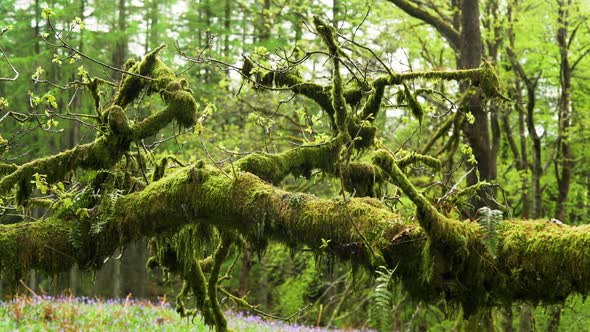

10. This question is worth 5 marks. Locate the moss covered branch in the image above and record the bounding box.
[386,0,460,49]
[372,149,449,238]
[313,16,350,141]
[4,164,590,316]
[234,139,341,184]
[0,47,196,202]
[0,153,577,318]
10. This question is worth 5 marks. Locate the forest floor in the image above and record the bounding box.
[0,294,369,331]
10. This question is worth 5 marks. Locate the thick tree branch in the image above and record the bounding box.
[386,0,461,50]
[1,164,590,316]
[0,47,196,200]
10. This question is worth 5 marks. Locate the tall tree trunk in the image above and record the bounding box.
[458,0,497,210]
[548,2,573,329]
[259,0,271,41]
[526,82,542,218]
[112,0,128,80]
[224,0,231,58]
[149,0,159,51]
[332,0,340,28]
[113,254,121,297]
[519,304,535,332]
[69,0,85,149]
[555,0,573,223]
[34,0,41,54]
[69,265,78,295]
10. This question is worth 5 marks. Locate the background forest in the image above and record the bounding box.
[1,0,590,331]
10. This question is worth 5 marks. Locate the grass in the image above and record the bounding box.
[0,295,360,331]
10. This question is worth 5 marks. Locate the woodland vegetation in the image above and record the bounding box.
[1,0,590,331]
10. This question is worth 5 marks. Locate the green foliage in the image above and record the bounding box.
[476,207,503,258]
[369,266,396,331]
[276,257,317,317]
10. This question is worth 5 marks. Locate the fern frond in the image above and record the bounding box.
[476,207,503,258]
[369,265,397,332]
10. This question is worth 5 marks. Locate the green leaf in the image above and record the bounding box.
[41,7,55,19]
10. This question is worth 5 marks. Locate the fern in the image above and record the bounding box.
[68,220,82,250]
[476,207,503,258]
[369,266,396,332]
[90,188,123,235]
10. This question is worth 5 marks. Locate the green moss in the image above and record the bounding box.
[0,134,8,157]
[342,162,385,197]
[164,90,198,129]
[403,84,424,125]
[495,220,590,303]
[114,45,167,108]
[145,256,159,269]
[10,155,590,320]
[479,59,509,101]
[359,83,385,122]
[348,121,377,149]
[235,140,340,184]
[0,163,17,177]
[372,149,472,266]
[151,157,168,182]
[106,105,132,136]
[273,71,338,130]
[313,16,349,139]
[123,58,137,71]
[132,90,197,139]
[0,135,130,199]
[0,218,76,280]
[208,235,231,331]
[396,151,442,170]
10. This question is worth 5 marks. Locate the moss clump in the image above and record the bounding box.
[313,16,338,54]
[152,157,168,182]
[0,163,17,177]
[342,162,385,197]
[396,151,442,170]
[132,90,198,139]
[0,217,76,280]
[164,90,198,129]
[106,105,132,136]
[359,83,385,121]
[349,122,377,149]
[123,58,137,71]
[241,57,254,78]
[402,84,424,125]
[114,45,168,108]
[208,235,231,331]
[479,59,510,101]
[235,141,340,184]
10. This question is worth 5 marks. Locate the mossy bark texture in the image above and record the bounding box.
[1,164,590,317]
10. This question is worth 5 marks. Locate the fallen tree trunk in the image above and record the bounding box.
[0,164,587,315]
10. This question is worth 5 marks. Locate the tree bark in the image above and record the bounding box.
[112,0,128,80]
[555,0,573,223]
